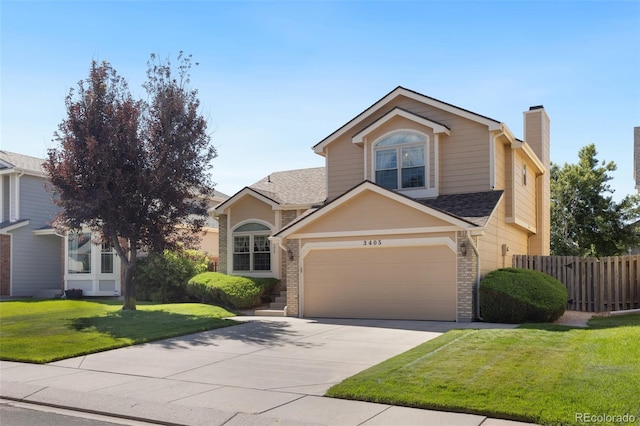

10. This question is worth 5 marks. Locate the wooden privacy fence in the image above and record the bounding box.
[512,255,640,312]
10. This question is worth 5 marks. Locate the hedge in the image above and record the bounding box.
[479,268,568,323]
[187,272,278,309]
[134,250,212,303]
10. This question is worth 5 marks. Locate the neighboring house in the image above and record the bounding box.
[1,150,227,298]
[0,151,62,297]
[213,86,551,322]
[199,190,230,258]
[64,190,229,297]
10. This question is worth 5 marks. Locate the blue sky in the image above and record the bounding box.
[2,1,639,199]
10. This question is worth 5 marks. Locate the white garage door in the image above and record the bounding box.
[303,245,456,321]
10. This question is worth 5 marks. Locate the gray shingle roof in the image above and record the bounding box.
[416,190,504,227]
[250,167,326,206]
[0,150,46,175]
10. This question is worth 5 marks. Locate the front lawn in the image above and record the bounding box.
[326,314,640,426]
[0,300,236,363]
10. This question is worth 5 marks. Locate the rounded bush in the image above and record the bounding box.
[479,268,568,323]
[187,272,277,309]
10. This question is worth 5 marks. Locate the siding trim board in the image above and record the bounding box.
[300,237,457,259]
[0,220,30,233]
[214,187,280,215]
[289,226,461,240]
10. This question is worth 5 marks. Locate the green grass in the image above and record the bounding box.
[326,314,640,426]
[0,299,236,363]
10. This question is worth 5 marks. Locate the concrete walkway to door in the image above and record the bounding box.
[0,316,533,425]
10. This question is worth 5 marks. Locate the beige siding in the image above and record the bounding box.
[229,195,275,228]
[439,121,490,194]
[303,245,456,321]
[494,137,507,191]
[199,228,219,257]
[513,152,537,228]
[478,197,529,274]
[294,191,454,236]
[326,138,364,201]
[322,95,494,199]
[503,147,514,218]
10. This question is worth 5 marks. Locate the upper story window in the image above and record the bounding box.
[374,131,427,190]
[233,222,271,272]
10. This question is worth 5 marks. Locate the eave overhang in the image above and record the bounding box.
[313,86,502,156]
[211,187,280,216]
[497,124,546,175]
[273,181,483,241]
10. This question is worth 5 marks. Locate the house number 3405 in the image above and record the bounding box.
[363,239,382,246]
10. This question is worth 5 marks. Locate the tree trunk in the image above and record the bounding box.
[111,234,137,311]
[122,244,137,310]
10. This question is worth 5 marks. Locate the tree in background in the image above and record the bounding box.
[550,144,640,256]
[44,53,216,310]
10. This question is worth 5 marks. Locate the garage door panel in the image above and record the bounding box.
[303,246,457,321]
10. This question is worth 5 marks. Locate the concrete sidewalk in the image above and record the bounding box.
[0,316,533,425]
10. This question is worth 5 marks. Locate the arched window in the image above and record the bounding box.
[374,131,427,190]
[233,222,271,272]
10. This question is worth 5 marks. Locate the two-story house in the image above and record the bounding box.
[213,87,550,322]
[0,151,62,298]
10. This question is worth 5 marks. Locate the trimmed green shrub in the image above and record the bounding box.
[135,249,212,303]
[186,272,277,309]
[479,268,568,323]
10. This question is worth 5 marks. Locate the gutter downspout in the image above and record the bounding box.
[466,230,483,321]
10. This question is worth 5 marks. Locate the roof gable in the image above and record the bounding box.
[213,187,280,215]
[275,181,481,239]
[313,86,502,155]
[352,107,450,145]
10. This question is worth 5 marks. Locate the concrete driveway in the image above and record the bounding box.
[1,316,524,426]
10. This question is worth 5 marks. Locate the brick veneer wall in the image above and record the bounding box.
[457,231,477,322]
[279,210,298,290]
[0,235,10,296]
[218,215,227,274]
[284,239,300,316]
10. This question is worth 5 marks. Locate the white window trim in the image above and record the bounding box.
[230,219,276,277]
[9,173,21,222]
[64,230,121,296]
[370,130,438,198]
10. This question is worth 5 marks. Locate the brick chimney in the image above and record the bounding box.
[524,106,551,255]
